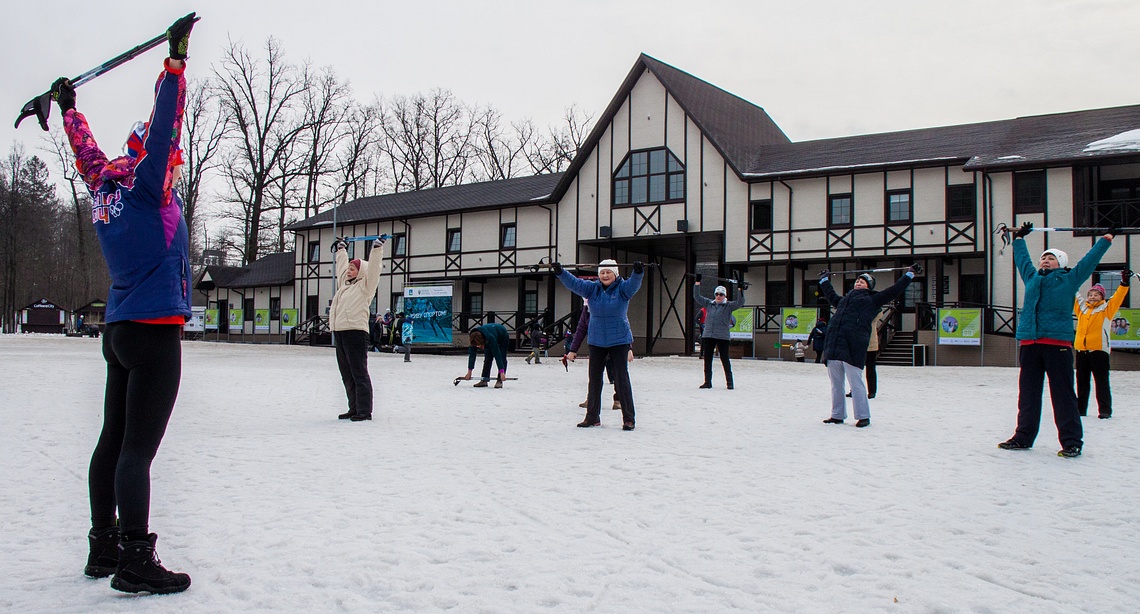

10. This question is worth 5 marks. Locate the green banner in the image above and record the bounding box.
[204,309,219,330]
[729,307,754,340]
[779,307,818,341]
[937,308,982,346]
[1110,308,1140,349]
[254,309,270,331]
[228,309,243,328]
[281,309,299,330]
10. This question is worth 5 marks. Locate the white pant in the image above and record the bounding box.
[828,359,870,420]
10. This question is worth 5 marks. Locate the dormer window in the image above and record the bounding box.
[613,148,685,207]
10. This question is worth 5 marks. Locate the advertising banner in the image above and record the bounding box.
[729,308,754,340]
[1110,308,1140,349]
[228,309,244,329]
[281,309,299,331]
[254,309,270,332]
[204,309,219,330]
[779,307,818,341]
[937,308,983,346]
[403,285,454,344]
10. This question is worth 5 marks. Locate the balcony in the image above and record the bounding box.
[1081,198,1140,230]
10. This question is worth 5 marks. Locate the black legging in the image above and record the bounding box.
[702,337,732,386]
[865,350,878,396]
[587,344,635,425]
[1075,350,1112,417]
[335,329,373,416]
[89,322,182,538]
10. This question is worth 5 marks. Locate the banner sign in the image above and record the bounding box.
[228,309,244,329]
[185,307,205,332]
[780,307,818,341]
[281,309,299,331]
[204,309,219,330]
[254,309,270,332]
[403,285,453,344]
[937,308,983,346]
[729,307,754,340]
[1110,308,1140,349]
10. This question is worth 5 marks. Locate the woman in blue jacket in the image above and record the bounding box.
[554,259,643,430]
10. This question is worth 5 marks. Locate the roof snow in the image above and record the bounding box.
[1084,128,1140,152]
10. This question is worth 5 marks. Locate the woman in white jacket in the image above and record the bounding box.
[330,237,386,421]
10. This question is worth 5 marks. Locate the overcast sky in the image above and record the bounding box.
[4,0,1140,178]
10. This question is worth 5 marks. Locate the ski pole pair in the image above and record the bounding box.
[329,235,392,253]
[15,14,200,131]
[453,376,519,386]
[684,272,751,290]
[527,261,658,273]
[818,264,923,277]
[994,222,1135,249]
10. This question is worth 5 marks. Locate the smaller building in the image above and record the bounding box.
[194,252,296,342]
[20,298,67,334]
[73,299,107,334]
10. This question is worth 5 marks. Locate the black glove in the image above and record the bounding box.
[633,261,644,274]
[551,262,563,275]
[332,238,348,252]
[819,269,830,281]
[910,263,923,275]
[695,273,702,282]
[373,236,386,249]
[1122,270,1133,287]
[167,12,196,60]
[51,78,75,112]
[1012,221,1033,239]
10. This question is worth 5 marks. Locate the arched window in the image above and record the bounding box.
[613,148,685,207]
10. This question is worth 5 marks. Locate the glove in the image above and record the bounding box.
[1122,270,1133,287]
[633,261,644,274]
[695,273,702,282]
[332,238,348,252]
[167,12,196,60]
[373,237,386,249]
[819,269,830,282]
[1012,221,1033,239]
[551,262,563,275]
[50,78,75,112]
[910,263,923,275]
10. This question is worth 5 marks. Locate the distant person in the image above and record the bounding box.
[331,236,386,421]
[850,306,893,399]
[820,269,916,428]
[1073,271,1130,418]
[998,222,1113,457]
[399,317,413,362]
[807,319,828,363]
[369,313,384,352]
[553,259,643,431]
[462,322,510,387]
[525,310,547,364]
[59,13,196,594]
[693,279,745,389]
[792,341,807,362]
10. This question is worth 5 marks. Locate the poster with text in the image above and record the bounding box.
[281,309,299,330]
[254,309,270,331]
[228,309,243,329]
[403,285,454,344]
[937,308,982,346]
[1110,309,1140,349]
[780,307,818,341]
[729,308,755,340]
[204,309,219,330]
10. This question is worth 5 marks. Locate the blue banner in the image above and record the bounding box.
[403,285,454,344]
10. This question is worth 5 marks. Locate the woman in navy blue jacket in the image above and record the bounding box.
[58,14,196,595]
[554,259,643,430]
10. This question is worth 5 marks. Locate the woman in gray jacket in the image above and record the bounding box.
[694,279,745,389]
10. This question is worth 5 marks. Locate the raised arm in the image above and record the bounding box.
[131,59,187,207]
[363,239,386,295]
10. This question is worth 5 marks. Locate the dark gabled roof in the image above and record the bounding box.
[287,174,563,231]
[551,54,790,200]
[195,252,295,290]
[744,104,1140,179]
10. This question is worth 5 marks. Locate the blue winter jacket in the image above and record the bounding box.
[820,273,913,369]
[1014,237,1112,342]
[64,60,191,323]
[557,269,643,348]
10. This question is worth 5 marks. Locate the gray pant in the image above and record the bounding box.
[828,359,869,420]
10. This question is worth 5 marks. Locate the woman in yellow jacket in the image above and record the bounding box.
[330,237,386,421]
[1073,270,1130,419]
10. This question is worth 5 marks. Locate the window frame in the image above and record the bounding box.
[1014,170,1047,214]
[446,228,462,254]
[749,199,774,232]
[828,193,854,228]
[885,189,912,225]
[612,147,685,208]
[946,184,976,222]
[307,241,320,263]
[269,297,281,320]
[392,233,407,258]
[500,223,517,250]
[243,297,255,322]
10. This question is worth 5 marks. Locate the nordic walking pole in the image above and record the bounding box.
[453,376,519,386]
[994,222,1131,249]
[527,262,659,273]
[14,15,201,131]
[818,264,923,277]
[684,272,751,289]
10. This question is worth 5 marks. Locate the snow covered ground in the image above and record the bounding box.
[3,334,1139,613]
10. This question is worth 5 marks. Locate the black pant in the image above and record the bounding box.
[587,344,635,425]
[1015,344,1083,449]
[702,337,732,386]
[1075,350,1112,417]
[814,349,823,363]
[335,330,373,417]
[89,322,182,537]
[865,350,878,396]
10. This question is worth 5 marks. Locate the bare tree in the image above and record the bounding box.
[42,130,108,303]
[181,77,226,259]
[297,64,353,219]
[470,105,534,181]
[526,104,594,174]
[213,37,308,265]
[0,146,63,331]
[379,88,476,192]
[333,100,385,203]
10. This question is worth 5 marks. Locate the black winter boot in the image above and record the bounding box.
[110,533,191,594]
[84,525,120,578]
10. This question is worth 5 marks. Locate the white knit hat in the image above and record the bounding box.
[714,285,728,296]
[1041,248,1069,268]
[598,259,619,277]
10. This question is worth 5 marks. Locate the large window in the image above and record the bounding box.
[750,199,773,232]
[447,229,462,253]
[392,233,407,257]
[829,194,853,227]
[500,223,516,250]
[886,190,912,224]
[1014,171,1046,214]
[613,148,685,207]
[946,184,976,221]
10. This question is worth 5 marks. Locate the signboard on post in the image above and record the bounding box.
[403,284,454,344]
[779,307,818,341]
[281,309,299,331]
[1110,309,1140,349]
[254,309,270,332]
[937,308,982,346]
[204,309,219,330]
[729,307,754,340]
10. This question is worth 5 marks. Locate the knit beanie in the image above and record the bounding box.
[857,273,876,290]
[714,285,728,296]
[598,259,619,277]
[1089,284,1106,299]
[350,258,362,271]
[1041,248,1069,268]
